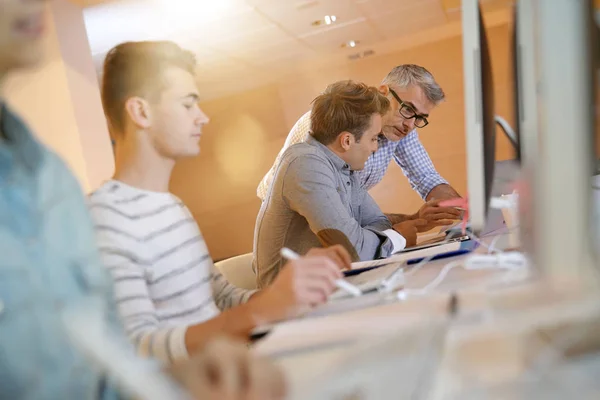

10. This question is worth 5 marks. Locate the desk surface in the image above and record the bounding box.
[254,236,600,398]
[252,227,522,396]
[251,168,600,398]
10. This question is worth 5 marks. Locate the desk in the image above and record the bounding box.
[252,228,521,396]
[251,168,600,398]
[253,231,600,398]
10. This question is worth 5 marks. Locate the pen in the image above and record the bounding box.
[280,247,362,297]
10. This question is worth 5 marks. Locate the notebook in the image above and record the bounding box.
[348,236,475,272]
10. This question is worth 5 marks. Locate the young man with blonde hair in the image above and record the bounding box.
[253,80,450,288]
[89,41,350,364]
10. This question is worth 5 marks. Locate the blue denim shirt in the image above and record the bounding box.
[0,105,124,399]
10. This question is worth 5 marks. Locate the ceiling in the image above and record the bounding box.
[81,0,514,100]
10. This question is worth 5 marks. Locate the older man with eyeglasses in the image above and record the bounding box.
[258,64,462,232]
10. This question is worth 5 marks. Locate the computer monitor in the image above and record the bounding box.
[461,0,495,234]
[509,6,521,163]
[509,0,538,253]
[512,0,538,167]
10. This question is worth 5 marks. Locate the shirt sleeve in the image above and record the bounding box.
[358,189,395,231]
[210,264,256,311]
[257,111,312,200]
[359,190,407,253]
[89,207,189,364]
[393,130,448,199]
[282,155,399,261]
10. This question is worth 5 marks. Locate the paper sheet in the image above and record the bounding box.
[416,231,447,246]
[416,222,463,246]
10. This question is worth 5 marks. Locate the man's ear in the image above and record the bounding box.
[339,131,353,151]
[378,84,389,96]
[124,97,152,129]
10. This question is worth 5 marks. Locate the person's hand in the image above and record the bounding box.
[306,244,352,271]
[412,199,462,232]
[253,254,343,321]
[439,197,470,234]
[168,337,286,400]
[393,219,428,247]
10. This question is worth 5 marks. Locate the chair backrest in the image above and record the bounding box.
[214,253,256,290]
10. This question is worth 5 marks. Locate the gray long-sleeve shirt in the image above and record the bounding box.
[253,137,406,288]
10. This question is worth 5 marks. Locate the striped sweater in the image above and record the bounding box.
[88,180,254,363]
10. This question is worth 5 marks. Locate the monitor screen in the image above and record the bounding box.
[480,6,496,221]
[511,5,522,163]
[462,0,496,233]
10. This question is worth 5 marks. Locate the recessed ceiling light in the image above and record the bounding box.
[341,40,359,48]
[311,15,338,26]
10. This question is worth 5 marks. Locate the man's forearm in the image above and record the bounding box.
[385,212,415,225]
[184,291,280,355]
[426,184,461,201]
[184,297,262,354]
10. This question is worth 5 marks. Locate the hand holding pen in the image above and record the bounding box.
[281,247,362,297]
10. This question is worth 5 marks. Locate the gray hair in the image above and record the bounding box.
[381,64,445,105]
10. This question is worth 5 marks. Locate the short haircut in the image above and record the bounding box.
[381,64,445,105]
[310,80,390,145]
[101,41,197,136]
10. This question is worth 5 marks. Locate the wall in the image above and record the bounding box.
[170,84,288,260]
[170,23,517,261]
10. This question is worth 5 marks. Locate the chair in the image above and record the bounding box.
[214,253,257,290]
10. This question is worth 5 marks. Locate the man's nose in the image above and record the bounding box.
[196,107,210,125]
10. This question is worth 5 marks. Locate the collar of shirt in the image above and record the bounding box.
[0,103,43,174]
[378,129,417,148]
[306,135,352,174]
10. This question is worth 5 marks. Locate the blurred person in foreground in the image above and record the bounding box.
[0,1,287,398]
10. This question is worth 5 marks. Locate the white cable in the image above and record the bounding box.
[487,235,503,254]
[464,252,528,271]
[403,231,503,295]
[468,227,519,254]
[420,261,463,292]
[399,251,529,299]
[405,253,442,277]
[468,230,502,254]
[401,261,462,297]
[404,231,466,278]
[399,219,527,298]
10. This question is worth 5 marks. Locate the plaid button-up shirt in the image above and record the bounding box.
[257,111,448,200]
